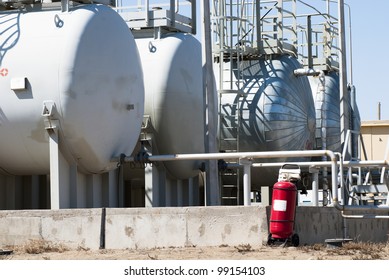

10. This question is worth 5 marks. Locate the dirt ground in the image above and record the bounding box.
[2,241,389,260]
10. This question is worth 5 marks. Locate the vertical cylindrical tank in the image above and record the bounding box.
[0,5,144,175]
[135,34,204,180]
[216,54,315,186]
[308,71,341,152]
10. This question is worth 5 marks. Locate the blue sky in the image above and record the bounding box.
[194,0,389,121]
[351,0,389,121]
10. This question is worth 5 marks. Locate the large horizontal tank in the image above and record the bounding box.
[0,4,144,175]
[135,34,204,180]
[216,54,316,186]
[308,71,341,152]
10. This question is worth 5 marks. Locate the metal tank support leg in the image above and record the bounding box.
[48,129,70,209]
[30,175,40,209]
[68,165,78,208]
[107,170,118,207]
[145,163,161,207]
[188,176,200,206]
[76,172,87,208]
[0,175,5,209]
[5,176,18,209]
[177,180,184,206]
[43,100,72,209]
[88,174,103,208]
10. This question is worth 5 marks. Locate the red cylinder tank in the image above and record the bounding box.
[269,181,297,239]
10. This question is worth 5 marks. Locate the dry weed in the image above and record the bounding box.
[20,239,69,254]
[298,243,325,252]
[299,241,389,260]
[235,244,253,253]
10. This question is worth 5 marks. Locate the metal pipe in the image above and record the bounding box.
[202,0,219,206]
[256,0,261,52]
[342,213,389,219]
[342,129,351,159]
[310,167,319,206]
[251,160,389,168]
[191,0,196,34]
[335,152,345,203]
[61,0,69,12]
[240,158,252,206]
[115,148,389,214]
[332,186,389,212]
[318,70,328,205]
[170,0,175,26]
[114,150,338,207]
[339,0,349,152]
[117,150,337,162]
[349,84,357,155]
[145,0,149,27]
[307,15,313,68]
[325,0,353,84]
[345,2,353,85]
[294,68,321,76]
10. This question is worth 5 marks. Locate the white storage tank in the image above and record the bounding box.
[0,4,144,175]
[135,34,204,180]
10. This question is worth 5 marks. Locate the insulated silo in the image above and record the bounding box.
[308,72,341,152]
[135,34,204,180]
[0,5,144,175]
[217,54,316,186]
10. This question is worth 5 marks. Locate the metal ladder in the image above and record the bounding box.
[219,89,243,205]
[216,32,245,205]
[212,0,257,205]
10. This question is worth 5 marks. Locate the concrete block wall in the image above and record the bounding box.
[0,209,102,249]
[294,207,389,244]
[105,206,267,249]
[0,206,388,250]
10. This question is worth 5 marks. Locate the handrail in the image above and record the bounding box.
[114,0,196,34]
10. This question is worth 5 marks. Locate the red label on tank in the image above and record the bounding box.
[0,68,8,77]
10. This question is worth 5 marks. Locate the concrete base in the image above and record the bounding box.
[0,206,388,250]
[325,238,353,248]
[105,206,267,249]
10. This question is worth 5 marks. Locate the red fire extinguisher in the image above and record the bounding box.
[268,165,300,246]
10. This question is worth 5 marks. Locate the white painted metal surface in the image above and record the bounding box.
[135,33,204,179]
[0,5,144,175]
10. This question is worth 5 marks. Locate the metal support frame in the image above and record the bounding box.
[43,101,72,209]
